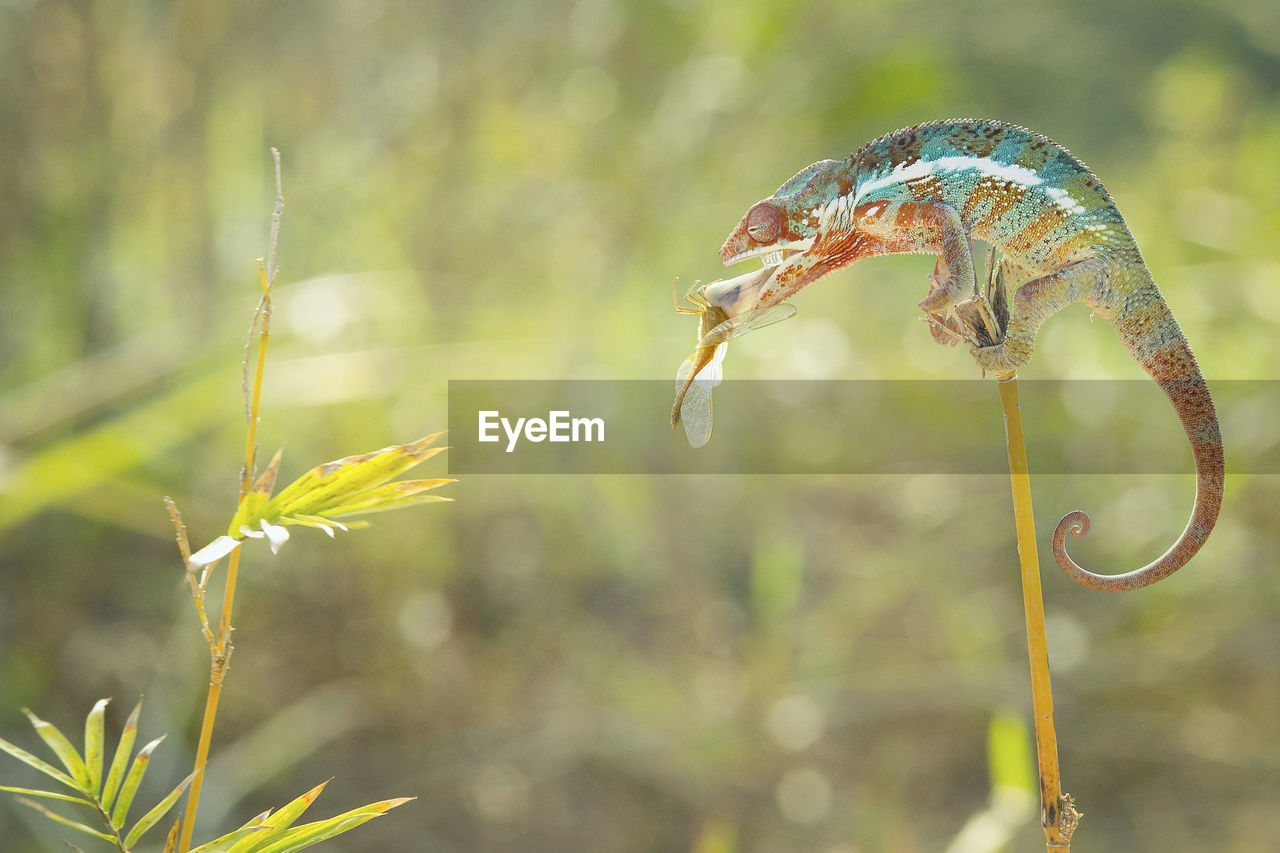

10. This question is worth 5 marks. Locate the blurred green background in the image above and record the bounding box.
[2,0,1279,850]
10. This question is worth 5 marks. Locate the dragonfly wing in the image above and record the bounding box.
[700,302,797,346]
[672,343,726,448]
[701,341,727,386]
[680,375,714,448]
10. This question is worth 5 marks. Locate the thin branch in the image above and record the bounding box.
[178,149,283,853]
[163,497,192,563]
[265,147,284,286]
[997,373,1082,850]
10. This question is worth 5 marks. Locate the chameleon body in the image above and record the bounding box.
[713,118,1222,592]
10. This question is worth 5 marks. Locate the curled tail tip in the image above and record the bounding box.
[1052,509,1112,590]
[1057,509,1090,540]
[1052,509,1143,592]
[1050,508,1197,593]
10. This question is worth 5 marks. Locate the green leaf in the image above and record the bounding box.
[254,798,413,853]
[278,515,346,537]
[192,435,450,562]
[22,709,91,792]
[189,811,271,853]
[112,734,165,829]
[315,478,455,518]
[84,698,108,796]
[265,433,446,519]
[101,697,141,812]
[226,780,329,852]
[0,784,93,805]
[15,797,116,842]
[0,735,80,791]
[123,766,198,848]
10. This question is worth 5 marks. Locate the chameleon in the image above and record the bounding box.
[706,118,1223,592]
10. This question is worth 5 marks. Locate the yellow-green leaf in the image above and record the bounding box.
[0,784,93,805]
[112,735,164,829]
[23,709,91,792]
[320,479,455,518]
[265,433,445,519]
[123,766,198,848]
[190,811,271,853]
[254,798,413,853]
[227,780,329,852]
[16,796,116,842]
[101,697,141,813]
[278,515,345,537]
[0,735,80,791]
[84,698,108,796]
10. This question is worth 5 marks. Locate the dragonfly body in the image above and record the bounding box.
[671,266,794,447]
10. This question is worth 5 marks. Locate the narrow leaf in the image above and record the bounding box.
[254,797,413,853]
[123,766,198,848]
[101,697,141,812]
[0,784,93,805]
[319,479,455,518]
[227,779,329,852]
[305,472,451,517]
[162,817,181,853]
[266,433,445,518]
[190,812,271,853]
[112,735,165,829]
[15,797,115,842]
[278,515,342,537]
[0,735,80,791]
[335,493,452,518]
[22,709,91,791]
[255,816,375,853]
[84,698,108,796]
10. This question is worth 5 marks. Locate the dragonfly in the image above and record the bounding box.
[671,274,797,448]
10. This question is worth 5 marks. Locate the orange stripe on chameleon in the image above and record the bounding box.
[1006,203,1070,256]
[964,178,1028,231]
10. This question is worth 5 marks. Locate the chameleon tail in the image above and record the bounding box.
[1053,290,1224,591]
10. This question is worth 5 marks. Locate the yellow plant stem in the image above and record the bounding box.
[996,372,1080,851]
[177,547,239,853]
[178,265,272,853]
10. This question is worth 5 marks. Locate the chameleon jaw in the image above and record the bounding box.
[720,238,813,269]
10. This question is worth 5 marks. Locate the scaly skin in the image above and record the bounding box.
[717,118,1223,592]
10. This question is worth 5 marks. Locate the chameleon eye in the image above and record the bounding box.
[745,202,782,244]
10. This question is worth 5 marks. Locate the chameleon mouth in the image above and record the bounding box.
[721,240,813,269]
[706,244,809,316]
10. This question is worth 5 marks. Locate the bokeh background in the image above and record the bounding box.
[3,1,1280,851]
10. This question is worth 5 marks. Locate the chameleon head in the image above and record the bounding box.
[716,158,858,313]
[719,158,847,267]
